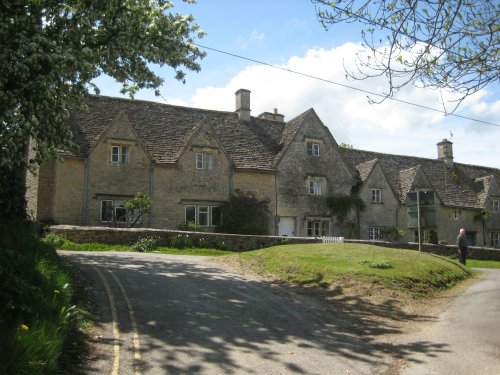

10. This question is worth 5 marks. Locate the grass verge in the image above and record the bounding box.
[224,243,472,296]
[465,259,500,269]
[0,223,90,375]
[58,239,235,256]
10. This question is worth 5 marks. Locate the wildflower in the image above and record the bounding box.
[54,290,60,294]
[20,324,29,331]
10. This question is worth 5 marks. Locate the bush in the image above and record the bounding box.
[217,192,270,235]
[169,234,192,249]
[41,232,67,249]
[131,236,158,252]
[176,221,208,232]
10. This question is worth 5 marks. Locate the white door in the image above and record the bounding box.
[278,217,296,237]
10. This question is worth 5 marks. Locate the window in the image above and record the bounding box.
[371,189,382,203]
[369,227,383,240]
[308,177,324,195]
[101,200,127,223]
[454,209,460,220]
[493,199,500,213]
[111,145,128,164]
[196,153,213,170]
[491,232,500,247]
[184,205,221,227]
[307,221,328,237]
[306,141,320,157]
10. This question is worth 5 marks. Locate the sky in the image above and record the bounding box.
[95,0,500,169]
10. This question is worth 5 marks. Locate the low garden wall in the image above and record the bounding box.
[49,225,500,260]
[49,225,320,251]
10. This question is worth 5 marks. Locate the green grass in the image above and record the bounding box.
[59,239,235,256]
[466,259,500,269]
[228,243,472,296]
[1,224,88,375]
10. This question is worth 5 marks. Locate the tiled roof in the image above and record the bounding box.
[67,95,304,170]
[340,148,500,209]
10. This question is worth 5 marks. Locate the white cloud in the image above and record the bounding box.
[179,43,500,168]
[238,30,266,49]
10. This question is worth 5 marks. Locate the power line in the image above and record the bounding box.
[192,42,500,128]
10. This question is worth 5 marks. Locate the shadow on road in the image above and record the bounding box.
[62,252,450,374]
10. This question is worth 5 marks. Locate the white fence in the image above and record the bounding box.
[321,236,345,244]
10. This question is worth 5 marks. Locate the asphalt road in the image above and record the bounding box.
[398,268,500,375]
[59,251,500,375]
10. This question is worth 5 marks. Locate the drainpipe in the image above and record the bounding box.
[275,171,279,235]
[148,162,154,227]
[83,158,89,225]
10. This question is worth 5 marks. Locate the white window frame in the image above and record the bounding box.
[454,209,460,220]
[493,199,500,213]
[196,152,214,170]
[308,177,324,195]
[307,221,328,237]
[369,227,383,240]
[306,141,320,157]
[371,189,382,203]
[491,232,500,247]
[100,200,127,223]
[184,205,221,227]
[111,145,128,164]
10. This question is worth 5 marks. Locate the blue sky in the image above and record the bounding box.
[96,0,500,168]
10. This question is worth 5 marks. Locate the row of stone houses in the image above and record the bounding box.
[26,89,500,247]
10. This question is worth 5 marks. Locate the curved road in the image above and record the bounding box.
[59,251,500,375]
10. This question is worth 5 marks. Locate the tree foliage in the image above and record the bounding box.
[124,192,152,228]
[326,194,366,224]
[218,192,271,235]
[0,0,206,170]
[312,0,499,111]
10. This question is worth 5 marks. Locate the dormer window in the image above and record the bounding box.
[493,199,500,213]
[196,152,213,170]
[111,145,128,164]
[308,177,324,195]
[371,189,382,203]
[306,141,320,157]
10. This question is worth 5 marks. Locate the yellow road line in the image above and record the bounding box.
[92,265,121,375]
[108,270,142,375]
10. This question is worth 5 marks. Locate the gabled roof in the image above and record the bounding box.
[340,148,500,209]
[67,95,309,170]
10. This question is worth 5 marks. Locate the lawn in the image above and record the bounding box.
[225,243,473,296]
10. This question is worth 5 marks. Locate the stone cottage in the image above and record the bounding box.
[26,90,500,246]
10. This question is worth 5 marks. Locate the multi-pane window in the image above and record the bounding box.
[185,205,221,227]
[371,189,382,203]
[493,199,500,213]
[101,200,127,223]
[307,221,328,237]
[196,153,213,170]
[368,227,383,240]
[306,141,320,157]
[491,232,500,247]
[111,145,128,164]
[308,177,323,195]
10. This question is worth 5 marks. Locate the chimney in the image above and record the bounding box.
[235,89,251,122]
[257,108,285,122]
[437,138,454,168]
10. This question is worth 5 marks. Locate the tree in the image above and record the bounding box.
[124,192,153,228]
[0,0,205,223]
[218,192,271,235]
[312,0,499,111]
[474,208,491,246]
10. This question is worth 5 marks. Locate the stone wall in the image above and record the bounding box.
[49,225,320,251]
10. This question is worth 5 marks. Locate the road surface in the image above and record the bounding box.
[59,251,500,374]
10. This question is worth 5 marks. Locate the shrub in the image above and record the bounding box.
[131,236,158,252]
[41,232,67,249]
[176,221,208,232]
[169,234,192,249]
